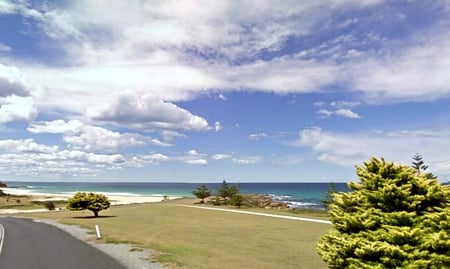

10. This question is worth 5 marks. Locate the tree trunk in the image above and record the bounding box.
[93,210,99,217]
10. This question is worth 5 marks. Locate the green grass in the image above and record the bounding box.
[24,199,330,269]
[0,194,66,210]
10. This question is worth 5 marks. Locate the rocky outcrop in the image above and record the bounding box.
[245,194,288,210]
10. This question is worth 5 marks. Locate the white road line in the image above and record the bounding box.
[177,205,331,224]
[0,223,5,257]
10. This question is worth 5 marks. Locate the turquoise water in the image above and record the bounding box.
[4,181,349,209]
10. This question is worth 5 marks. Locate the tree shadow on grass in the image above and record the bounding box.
[72,215,117,219]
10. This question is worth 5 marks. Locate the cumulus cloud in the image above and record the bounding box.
[87,92,210,132]
[177,149,208,165]
[335,109,361,119]
[0,64,29,97]
[0,139,58,153]
[0,96,38,124]
[28,119,83,134]
[0,138,128,177]
[29,120,148,153]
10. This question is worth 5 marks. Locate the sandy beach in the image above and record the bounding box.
[0,187,179,214]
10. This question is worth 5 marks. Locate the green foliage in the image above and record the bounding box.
[44,201,56,210]
[317,158,450,268]
[67,192,110,217]
[411,153,428,174]
[229,193,245,208]
[216,180,240,200]
[321,182,337,210]
[214,180,241,205]
[411,153,436,179]
[192,184,212,203]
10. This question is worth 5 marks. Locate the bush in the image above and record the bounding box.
[44,201,56,210]
[317,157,450,268]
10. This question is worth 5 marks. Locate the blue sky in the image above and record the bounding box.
[0,0,449,182]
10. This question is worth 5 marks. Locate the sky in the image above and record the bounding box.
[0,0,449,183]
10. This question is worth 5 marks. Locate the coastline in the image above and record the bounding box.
[0,187,181,214]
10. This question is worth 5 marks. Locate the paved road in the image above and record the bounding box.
[0,217,126,269]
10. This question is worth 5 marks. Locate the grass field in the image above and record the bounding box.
[0,194,66,210]
[24,199,330,269]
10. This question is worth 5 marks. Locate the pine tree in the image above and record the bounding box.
[411,153,429,174]
[321,181,337,210]
[317,157,450,268]
[192,184,212,203]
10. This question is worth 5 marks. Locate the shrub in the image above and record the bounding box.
[44,201,56,210]
[317,157,450,268]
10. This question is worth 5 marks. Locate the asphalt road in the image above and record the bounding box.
[0,217,126,269]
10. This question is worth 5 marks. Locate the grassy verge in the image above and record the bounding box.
[23,199,330,269]
[0,194,66,210]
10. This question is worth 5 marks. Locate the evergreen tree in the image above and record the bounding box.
[411,153,436,179]
[411,153,429,174]
[230,193,245,208]
[216,180,230,199]
[317,157,450,268]
[321,181,337,210]
[192,184,212,203]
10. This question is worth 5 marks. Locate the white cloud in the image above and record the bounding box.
[160,130,186,143]
[28,119,83,134]
[185,159,208,166]
[177,149,208,165]
[348,34,450,103]
[248,133,268,141]
[297,127,450,177]
[215,121,223,132]
[211,153,232,160]
[232,156,261,165]
[63,125,146,153]
[29,120,148,153]
[0,96,38,123]
[0,64,29,97]
[0,43,11,53]
[86,91,210,132]
[0,139,58,153]
[0,0,17,14]
[335,109,361,119]
[317,108,360,119]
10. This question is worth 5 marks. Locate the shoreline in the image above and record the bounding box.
[0,187,182,214]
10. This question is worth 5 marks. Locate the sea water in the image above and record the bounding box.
[4,181,349,209]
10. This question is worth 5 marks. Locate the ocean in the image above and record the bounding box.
[4,181,349,209]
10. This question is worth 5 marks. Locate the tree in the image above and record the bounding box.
[229,193,245,208]
[216,180,240,202]
[216,180,230,199]
[317,157,450,268]
[192,184,212,203]
[411,153,436,179]
[67,192,110,217]
[321,181,337,210]
[411,153,429,174]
